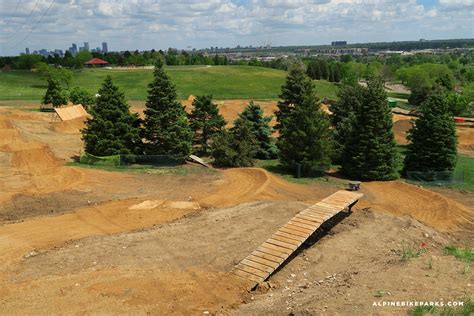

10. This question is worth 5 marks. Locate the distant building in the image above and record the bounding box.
[68,43,78,56]
[25,47,30,55]
[39,49,48,57]
[331,41,347,46]
[84,42,90,51]
[102,42,108,53]
[84,58,108,67]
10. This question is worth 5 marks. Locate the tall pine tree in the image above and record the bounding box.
[188,95,226,155]
[234,101,278,159]
[330,83,363,164]
[278,92,332,175]
[82,76,141,156]
[275,63,313,133]
[404,87,457,172]
[341,77,399,180]
[142,60,193,156]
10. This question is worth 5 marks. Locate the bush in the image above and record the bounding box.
[211,121,258,167]
[69,87,95,108]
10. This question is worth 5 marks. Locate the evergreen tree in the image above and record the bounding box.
[330,83,363,163]
[341,77,399,180]
[333,63,342,82]
[234,101,278,159]
[275,63,313,133]
[82,76,141,156]
[188,95,226,155]
[328,65,335,82]
[277,93,332,175]
[210,120,258,167]
[306,60,321,80]
[404,88,457,172]
[319,60,329,80]
[142,60,193,156]
[42,77,68,107]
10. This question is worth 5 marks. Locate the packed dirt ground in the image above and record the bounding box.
[0,103,472,315]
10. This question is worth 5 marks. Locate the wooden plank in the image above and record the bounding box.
[269,235,301,247]
[241,259,274,273]
[266,238,298,251]
[287,220,315,230]
[236,264,268,278]
[282,223,313,234]
[303,208,333,217]
[314,203,340,211]
[272,232,303,244]
[306,206,333,214]
[290,217,316,226]
[298,210,327,220]
[274,230,306,242]
[261,242,293,255]
[252,250,284,263]
[318,202,342,210]
[278,227,309,238]
[257,245,288,259]
[247,254,281,268]
[233,268,264,283]
[295,214,324,223]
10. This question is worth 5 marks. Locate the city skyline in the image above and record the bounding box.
[23,41,109,57]
[1,0,473,56]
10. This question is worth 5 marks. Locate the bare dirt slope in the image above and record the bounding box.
[1,203,470,315]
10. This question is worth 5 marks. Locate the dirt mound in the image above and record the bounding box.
[393,119,412,145]
[360,180,474,232]
[0,109,85,202]
[199,168,332,208]
[52,117,86,134]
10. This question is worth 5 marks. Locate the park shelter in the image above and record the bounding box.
[84,58,109,67]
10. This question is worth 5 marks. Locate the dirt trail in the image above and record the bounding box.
[0,111,85,202]
[0,168,330,266]
[360,180,474,232]
[0,198,204,266]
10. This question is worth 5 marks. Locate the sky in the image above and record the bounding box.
[0,0,473,56]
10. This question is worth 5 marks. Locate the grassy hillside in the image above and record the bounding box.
[0,66,338,101]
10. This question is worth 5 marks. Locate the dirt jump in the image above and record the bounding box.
[0,105,472,314]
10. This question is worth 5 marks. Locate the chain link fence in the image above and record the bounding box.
[79,152,186,167]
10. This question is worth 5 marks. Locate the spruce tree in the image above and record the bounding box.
[330,83,363,163]
[404,87,457,172]
[234,101,278,159]
[277,92,332,175]
[42,77,68,107]
[275,63,313,133]
[82,76,141,156]
[341,77,399,180]
[210,120,258,167]
[188,95,226,155]
[142,60,193,156]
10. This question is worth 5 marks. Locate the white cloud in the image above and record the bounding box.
[0,0,472,55]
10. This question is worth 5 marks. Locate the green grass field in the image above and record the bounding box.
[0,66,338,101]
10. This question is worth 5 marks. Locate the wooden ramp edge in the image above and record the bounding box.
[232,190,363,287]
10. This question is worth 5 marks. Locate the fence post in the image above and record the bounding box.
[296,163,301,178]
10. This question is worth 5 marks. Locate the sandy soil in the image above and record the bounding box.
[0,104,472,314]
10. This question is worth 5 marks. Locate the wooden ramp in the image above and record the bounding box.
[233,190,363,286]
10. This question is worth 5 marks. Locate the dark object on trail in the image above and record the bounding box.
[348,181,361,191]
